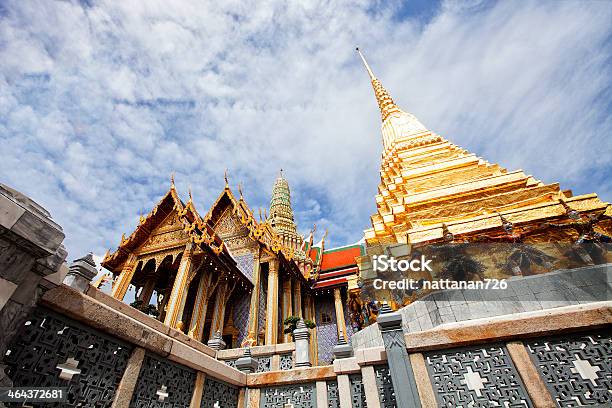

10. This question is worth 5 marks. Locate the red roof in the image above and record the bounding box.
[320,245,362,271]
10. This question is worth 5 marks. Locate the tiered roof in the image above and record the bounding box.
[356,49,610,246]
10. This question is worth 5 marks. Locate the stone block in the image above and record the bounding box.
[417,314,433,331]
[407,318,421,333]
[429,309,441,327]
[434,291,450,309]
[413,300,428,319]
[0,193,25,230]
[402,304,417,322]
[450,302,472,322]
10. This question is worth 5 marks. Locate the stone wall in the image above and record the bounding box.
[351,263,611,350]
[0,183,68,391]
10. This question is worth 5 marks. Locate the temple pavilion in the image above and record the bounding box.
[101,50,611,365]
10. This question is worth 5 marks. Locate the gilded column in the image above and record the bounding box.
[188,271,212,341]
[265,258,279,345]
[245,253,261,346]
[209,279,229,339]
[333,287,347,341]
[111,253,138,301]
[292,279,302,318]
[304,293,318,365]
[164,243,194,328]
[281,278,292,343]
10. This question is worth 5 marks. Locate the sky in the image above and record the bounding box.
[1,0,611,267]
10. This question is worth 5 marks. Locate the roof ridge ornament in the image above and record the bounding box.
[224,168,229,188]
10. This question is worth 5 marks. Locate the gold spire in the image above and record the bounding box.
[356,47,401,122]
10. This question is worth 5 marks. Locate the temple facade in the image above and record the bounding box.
[101,171,362,364]
[100,50,611,366]
[2,49,611,408]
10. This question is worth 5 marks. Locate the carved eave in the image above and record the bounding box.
[202,186,305,267]
[102,186,188,271]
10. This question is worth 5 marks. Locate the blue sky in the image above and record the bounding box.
[0,0,611,265]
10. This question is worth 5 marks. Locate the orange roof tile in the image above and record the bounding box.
[320,245,362,271]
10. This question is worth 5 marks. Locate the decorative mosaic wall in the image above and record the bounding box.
[201,377,239,408]
[234,252,255,283]
[374,364,396,408]
[130,354,196,408]
[260,383,316,408]
[232,289,251,346]
[425,344,531,407]
[315,294,337,364]
[258,279,266,344]
[327,380,340,408]
[349,373,368,408]
[525,331,611,406]
[343,299,355,340]
[3,307,132,408]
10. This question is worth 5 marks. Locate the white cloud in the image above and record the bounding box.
[0,0,610,261]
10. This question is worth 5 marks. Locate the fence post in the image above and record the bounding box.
[377,304,421,407]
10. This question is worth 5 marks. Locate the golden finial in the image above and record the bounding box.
[188,186,193,202]
[224,169,229,188]
[355,47,403,123]
[356,47,376,80]
[258,208,263,222]
[322,228,329,243]
[139,211,146,224]
[238,182,244,200]
[170,171,175,188]
[121,232,126,243]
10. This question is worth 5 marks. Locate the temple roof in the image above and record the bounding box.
[101,180,252,289]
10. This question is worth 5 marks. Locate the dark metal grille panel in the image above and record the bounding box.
[201,377,239,408]
[425,344,532,408]
[374,364,396,408]
[279,353,293,370]
[260,383,316,408]
[525,331,612,407]
[256,355,271,373]
[130,353,195,408]
[349,373,368,408]
[327,380,339,408]
[223,359,237,369]
[3,306,132,407]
